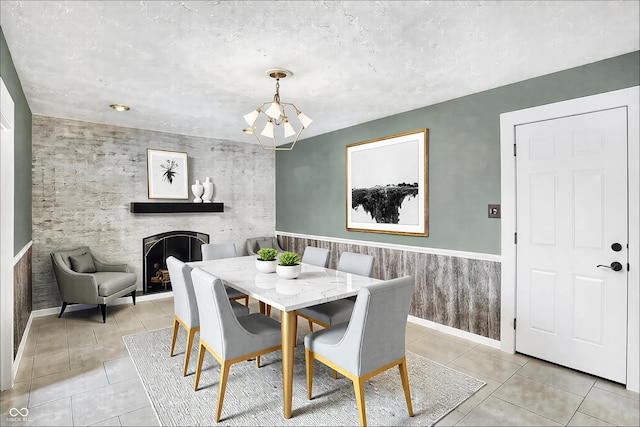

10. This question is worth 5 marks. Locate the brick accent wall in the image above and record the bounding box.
[32,115,275,310]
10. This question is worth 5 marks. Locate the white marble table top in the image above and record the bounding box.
[188,255,381,312]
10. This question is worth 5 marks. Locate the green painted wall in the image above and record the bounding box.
[276,51,640,255]
[1,27,33,255]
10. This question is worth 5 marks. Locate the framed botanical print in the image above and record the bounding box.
[146,149,189,199]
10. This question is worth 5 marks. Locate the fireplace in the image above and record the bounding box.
[143,231,209,294]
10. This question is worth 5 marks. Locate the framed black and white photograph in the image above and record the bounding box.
[147,149,189,199]
[346,129,428,236]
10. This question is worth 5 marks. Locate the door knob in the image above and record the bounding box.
[597,262,623,272]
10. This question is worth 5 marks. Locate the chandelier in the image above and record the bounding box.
[243,69,312,151]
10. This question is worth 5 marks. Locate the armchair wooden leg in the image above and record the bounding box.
[194,341,206,391]
[266,304,272,317]
[398,358,414,417]
[308,319,314,333]
[256,355,261,368]
[305,348,314,400]
[131,290,136,305]
[58,302,68,318]
[182,327,197,377]
[100,304,107,323]
[353,377,367,426]
[215,361,231,422]
[169,317,180,357]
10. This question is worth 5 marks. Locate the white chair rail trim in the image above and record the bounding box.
[276,231,501,263]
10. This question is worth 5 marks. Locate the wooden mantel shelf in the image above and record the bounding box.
[130,202,224,214]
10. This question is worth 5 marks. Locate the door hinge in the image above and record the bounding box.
[514,318,517,330]
[628,263,631,271]
[513,143,517,156]
[514,232,517,244]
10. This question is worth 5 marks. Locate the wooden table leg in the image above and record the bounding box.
[259,301,266,314]
[281,310,295,419]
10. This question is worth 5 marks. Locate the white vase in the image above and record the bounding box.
[191,180,204,203]
[255,259,277,273]
[276,264,302,279]
[202,177,214,203]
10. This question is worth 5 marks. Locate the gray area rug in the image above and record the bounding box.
[123,327,485,426]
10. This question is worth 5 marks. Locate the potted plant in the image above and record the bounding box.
[255,247,278,273]
[276,251,302,279]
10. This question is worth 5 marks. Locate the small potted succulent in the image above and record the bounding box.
[255,247,278,273]
[276,251,302,279]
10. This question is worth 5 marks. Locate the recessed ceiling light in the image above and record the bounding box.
[110,104,130,112]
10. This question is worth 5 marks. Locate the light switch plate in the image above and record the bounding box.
[488,204,501,218]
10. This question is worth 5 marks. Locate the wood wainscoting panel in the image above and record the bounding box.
[13,246,32,358]
[278,235,501,340]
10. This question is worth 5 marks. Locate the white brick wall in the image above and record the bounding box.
[32,115,275,310]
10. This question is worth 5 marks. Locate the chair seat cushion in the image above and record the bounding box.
[230,300,250,317]
[225,285,248,300]
[304,322,348,352]
[94,272,137,296]
[297,299,354,326]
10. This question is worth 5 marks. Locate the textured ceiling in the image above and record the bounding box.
[1,1,638,145]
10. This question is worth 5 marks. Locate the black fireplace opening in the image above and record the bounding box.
[143,231,209,294]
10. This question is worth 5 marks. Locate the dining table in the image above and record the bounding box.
[187,255,381,419]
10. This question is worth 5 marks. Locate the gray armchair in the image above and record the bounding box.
[304,275,415,426]
[50,246,137,323]
[245,236,284,255]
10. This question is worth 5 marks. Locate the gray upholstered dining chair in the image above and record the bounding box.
[50,246,137,323]
[166,256,249,377]
[295,252,375,338]
[201,242,250,306]
[304,275,415,426]
[191,268,282,422]
[300,246,330,268]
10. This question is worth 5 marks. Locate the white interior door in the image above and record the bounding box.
[515,107,628,383]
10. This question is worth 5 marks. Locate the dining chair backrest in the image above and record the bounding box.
[191,268,257,360]
[340,275,414,376]
[301,246,330,268]
[201,242,237,261]
[166,256,199,328]
[337,252,375,277]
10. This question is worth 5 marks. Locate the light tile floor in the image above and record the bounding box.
[2,297,638,426]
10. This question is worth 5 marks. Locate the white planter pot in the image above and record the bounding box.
[276,264,302,279]
[255,259,277,273]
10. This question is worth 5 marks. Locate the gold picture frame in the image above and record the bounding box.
[346,129,428,236]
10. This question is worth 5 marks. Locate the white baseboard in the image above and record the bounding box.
[31,291,174,318]
[408,315,502,349]
[12,312,33,381]
[276,231,502,263]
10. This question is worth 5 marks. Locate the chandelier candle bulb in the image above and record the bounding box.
[261,121,275,138]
